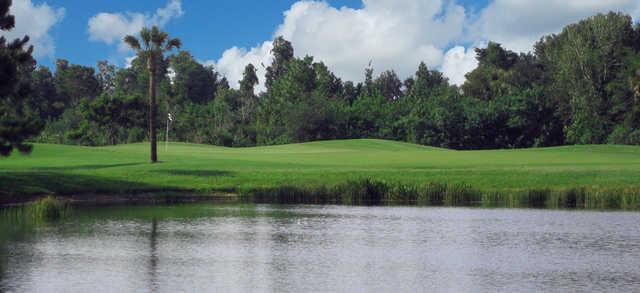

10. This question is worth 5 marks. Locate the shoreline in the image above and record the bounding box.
[3,180,639,210]
[2,142,639,209]
[0,191,240,207]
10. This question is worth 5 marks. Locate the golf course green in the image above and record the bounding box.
[1,139,639,207]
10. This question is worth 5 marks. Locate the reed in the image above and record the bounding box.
[336,178,389,205]
[240,179,640,209]
[27,196,67,221]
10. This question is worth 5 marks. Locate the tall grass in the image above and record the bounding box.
[27,196,68,221]
[241,179,640,210]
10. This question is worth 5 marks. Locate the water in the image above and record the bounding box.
[1,204,639,292]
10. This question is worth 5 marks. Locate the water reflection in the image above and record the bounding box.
[148,218,159,292]
[0,204,639,292]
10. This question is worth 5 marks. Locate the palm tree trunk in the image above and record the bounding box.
[148,56,158,163]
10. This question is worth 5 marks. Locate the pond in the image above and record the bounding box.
[1,204,639,292]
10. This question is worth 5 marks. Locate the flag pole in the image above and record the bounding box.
[165,113,172,152]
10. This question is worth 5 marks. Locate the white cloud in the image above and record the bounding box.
[213,0,465,90]
[88,13,146,46]
[152,0,184,26]
[167,67,176,85]
[472,0,640,52]
[124,56,136,68]
[88,0,183,52]
[212,0,640,89]
[0,0,65,58]
[442,46,478,86]
[274,0,463,82]
[213,41,273,92]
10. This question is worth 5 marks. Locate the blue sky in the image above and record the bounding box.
[39,0,368,67]
[2,0,637,87]
[28,0,492,68]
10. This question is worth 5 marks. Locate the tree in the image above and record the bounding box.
[341,81,360,104]
[124,26,181,163]
[239,64,258,95]
[348,90,391,139]
[96,60,117,96]
[169,51,218,104]
[536,12,636,144]
[54,59,100,106]
[238,63,258,123]
[257,56,314,144]
[634,69,640,100]
[87,92,146,145]
[265,36,293,89]
[462,43,518,101]
[476,42,518,69]
[363,64,375,96]
[313,62,342,100]
[409,62,448,99]
[0,0,41,156]
[29,66,63,120]
[374,70,402,100]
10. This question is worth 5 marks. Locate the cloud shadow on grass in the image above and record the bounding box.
[0,171,184,204]
[31,162,145,171]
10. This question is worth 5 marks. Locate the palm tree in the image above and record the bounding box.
[124,26,181,163]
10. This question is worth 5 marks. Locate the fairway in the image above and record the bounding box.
[1,139,640,197]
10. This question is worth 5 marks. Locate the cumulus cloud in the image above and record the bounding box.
[88,13,145,46]
[276,0,464,81]
[214,0,465,89]
[88,0,183,51]
[471,0,640,52]
[0,0,65,58]
[442,46,478,86]
[214,41,273,92]
[213,0,640,90]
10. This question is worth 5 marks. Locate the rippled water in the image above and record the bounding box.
[1,204,639,292]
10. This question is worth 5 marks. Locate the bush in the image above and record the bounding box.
[608,126,640,145]
[627,130,640,145]
[127,127,146,143]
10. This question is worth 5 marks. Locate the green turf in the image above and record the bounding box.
[1,139,639,196]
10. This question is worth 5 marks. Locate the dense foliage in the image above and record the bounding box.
[0,0,41,156]
[20,12,640,149]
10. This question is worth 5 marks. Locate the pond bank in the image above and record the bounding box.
[0,192,239,207]
[3,178,639,210]
[242,180,640,210]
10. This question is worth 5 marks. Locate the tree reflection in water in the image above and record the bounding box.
[148,218,159,291]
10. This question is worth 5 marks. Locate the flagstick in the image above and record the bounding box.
[165,117,169,152]
[165,113,174,153]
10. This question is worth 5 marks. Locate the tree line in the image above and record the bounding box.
[2,6,640,158]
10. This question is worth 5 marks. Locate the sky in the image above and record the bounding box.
[1,0,639,90]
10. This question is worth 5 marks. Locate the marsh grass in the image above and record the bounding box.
[27,196,68,221]
[241,179,640,209]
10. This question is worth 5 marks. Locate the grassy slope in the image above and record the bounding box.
[1,139,639,196]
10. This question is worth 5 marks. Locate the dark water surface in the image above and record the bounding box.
[1,204,639,292]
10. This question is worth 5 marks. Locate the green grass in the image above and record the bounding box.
[1,139,639,207]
